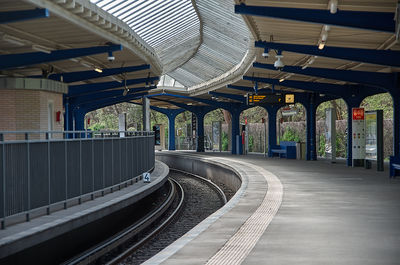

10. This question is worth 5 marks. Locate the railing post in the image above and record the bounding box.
[91,134,95,200]
[1,133,5,229]
[111,136,114,193]
[46,132,50,215]
[64,136,68,209]
[79,133,82,204]
[119,138,121,190]
[125,134,128,187]
[102,133,105,197]
[25,133,30,222]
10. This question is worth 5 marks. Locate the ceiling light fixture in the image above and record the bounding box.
[123,78,129,96]
[279,78,285,82]
[253,81,258,93]
[274,53,284,69]
[318,42,325,50]
[329,0,338,14]
[262,48,270,58]
[94,67,103,73]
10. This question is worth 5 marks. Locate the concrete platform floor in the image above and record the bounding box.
[150,153,400,265]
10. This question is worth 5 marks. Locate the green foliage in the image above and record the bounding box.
[335,131,347,158]
[281,128,300,142]
[222,132,228,151]
[318,134,326,156]
[248,135,254,152]
[361,93,392,119]
[205,109,225,125]
[240,106,268,123]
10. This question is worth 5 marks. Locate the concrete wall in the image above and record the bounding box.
[156,153,242,194]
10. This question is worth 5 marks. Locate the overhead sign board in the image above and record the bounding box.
[247,93,294,105]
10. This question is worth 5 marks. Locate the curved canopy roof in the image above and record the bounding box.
[91,0,253,91]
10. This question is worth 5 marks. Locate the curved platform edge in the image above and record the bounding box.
[0,160,169,259]
[148,152,282,265]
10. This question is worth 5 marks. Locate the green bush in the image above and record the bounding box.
[281,128,300,142]
[248,135,254,152]
[222,132,228,151]
[318,134,326,156]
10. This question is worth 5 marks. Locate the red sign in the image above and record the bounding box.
[352,108,365,120]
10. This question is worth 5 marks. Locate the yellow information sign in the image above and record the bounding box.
[285,94,295,104]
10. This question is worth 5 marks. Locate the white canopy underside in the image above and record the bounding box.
[91,0,251,91]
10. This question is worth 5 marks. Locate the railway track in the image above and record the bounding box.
[62,178,184,265]
[63,169,227,265]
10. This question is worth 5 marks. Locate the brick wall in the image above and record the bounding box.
[0,89,63,140]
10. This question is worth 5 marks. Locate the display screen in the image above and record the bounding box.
[247,94,283,105]
[365,112,377,160]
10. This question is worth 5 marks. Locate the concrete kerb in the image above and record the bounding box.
[147,152,282,265]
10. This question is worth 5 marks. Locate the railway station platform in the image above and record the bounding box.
[0,160,168,263]
[148,152,400,265]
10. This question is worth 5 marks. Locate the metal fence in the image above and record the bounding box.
[0,130,155,229]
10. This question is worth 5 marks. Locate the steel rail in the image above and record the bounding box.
[171,168,227,204]
[63,178,181,265]
[106,178,185,265]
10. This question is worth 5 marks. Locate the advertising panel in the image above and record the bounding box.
[352,108,366,163]
[325,108,336,162]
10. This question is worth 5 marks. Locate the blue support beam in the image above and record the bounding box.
[44,64,150,83]
[208,91,246,103]
[146,93,231,111]
[68,77,158,97]
[77,92,148,113]
[243,76,385,98]
[227,84,254,92]
[149,94,248,154]
[69,87,152,106]
[235,4,395,33]
[150,97,216,152]
[150,106,185,151]
[255,41,400,68]
[0,8,49,24]
[253,62,397,90]
[0,44,122,70]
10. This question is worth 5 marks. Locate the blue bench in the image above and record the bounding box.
[390,156,400,178]
[270,141,297,159]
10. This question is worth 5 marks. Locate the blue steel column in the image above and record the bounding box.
[231,110,241,155]
[64,99,73,131]
[391,92,400,158]
[265,105,279,157]
[167,115,176,150]
[196,112,205,152]
[73,109,86,131]
[306,94,317,160]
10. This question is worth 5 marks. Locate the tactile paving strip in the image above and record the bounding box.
[205,158,283,265]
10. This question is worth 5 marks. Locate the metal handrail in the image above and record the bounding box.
[0,130,155,229]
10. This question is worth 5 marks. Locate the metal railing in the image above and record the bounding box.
[0,130,155,229]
